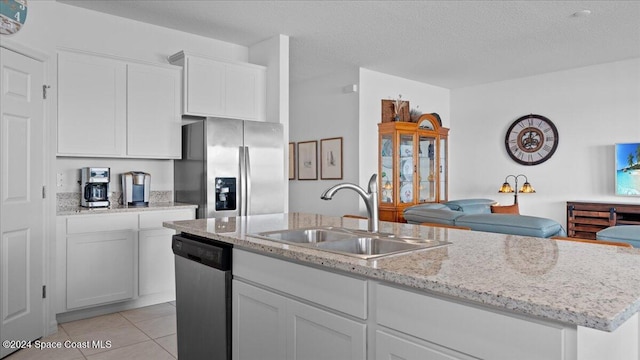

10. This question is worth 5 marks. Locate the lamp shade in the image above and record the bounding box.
[498,182,514,193]
[520,182,536,193]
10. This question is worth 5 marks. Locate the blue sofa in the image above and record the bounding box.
[403,199,566,238]
[596,226,640,248]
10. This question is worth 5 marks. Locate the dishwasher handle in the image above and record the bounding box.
[172,234,232,271]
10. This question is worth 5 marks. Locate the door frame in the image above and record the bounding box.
[0,39,55,336]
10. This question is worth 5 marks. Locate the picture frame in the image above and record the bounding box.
[615,142,640,196]
[297,140,317,180]
[288,142,295,180]
[321,137,343,180]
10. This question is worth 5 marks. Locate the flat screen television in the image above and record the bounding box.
[615,142,640,196]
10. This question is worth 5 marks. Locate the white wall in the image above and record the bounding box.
[289,67,360,215]
[358,68,451,212]
[288,67,450,216]
[451,58,640,226]
[250,35,291,211]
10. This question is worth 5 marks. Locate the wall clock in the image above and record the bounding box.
[504,114,559,165]
[0,0,27,35]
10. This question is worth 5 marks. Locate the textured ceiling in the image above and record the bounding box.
[57,0,640,89]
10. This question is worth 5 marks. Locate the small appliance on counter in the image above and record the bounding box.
[80,167,110,208]
[122,171,150,206]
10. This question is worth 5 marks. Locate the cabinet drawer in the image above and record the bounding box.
[376,330,473,360]
[233,249,367,319]
[67,213,138,234]
[376,283,570,360]
[139,209,195,229]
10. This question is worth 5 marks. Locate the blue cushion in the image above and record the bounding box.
[403,208,466,225]
[596,226,640,248]
[455,214,565,238]
[445,199,496,214]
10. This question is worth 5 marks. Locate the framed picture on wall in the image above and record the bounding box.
[289,142,295,180]
[320,137,343,180]
[297,141,317,180]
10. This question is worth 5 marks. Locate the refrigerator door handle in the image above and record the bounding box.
[238,146,245,216]
[245,146,252,215]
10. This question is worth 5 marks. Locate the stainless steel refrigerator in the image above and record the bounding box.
[175,118,284,218]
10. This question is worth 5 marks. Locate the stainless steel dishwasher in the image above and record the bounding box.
[172,233,232,360]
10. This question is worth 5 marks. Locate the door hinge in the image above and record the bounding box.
[42,85,51,99]
[42,285,46,299]
[42,185,46,199]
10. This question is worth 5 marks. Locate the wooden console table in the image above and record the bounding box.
[567,201,640,239]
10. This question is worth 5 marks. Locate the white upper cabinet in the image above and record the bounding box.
[58,51,127,157]
[169,51,266,121]
[182,55,225,116]
[57,50,181,159]
[127,63,181,158]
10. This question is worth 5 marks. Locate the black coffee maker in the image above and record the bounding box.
[80,167,110,208]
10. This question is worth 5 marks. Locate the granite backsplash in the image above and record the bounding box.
[57,191,173,212]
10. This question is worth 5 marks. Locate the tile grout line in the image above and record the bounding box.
[117,306,177,359]
[73,312,148,359]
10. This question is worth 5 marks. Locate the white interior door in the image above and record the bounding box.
[0,47,45,358]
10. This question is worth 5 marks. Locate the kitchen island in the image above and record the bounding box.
[164,213,640,360]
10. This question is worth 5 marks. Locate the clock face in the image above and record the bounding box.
[0,0,27,35]
[504,114,559,165]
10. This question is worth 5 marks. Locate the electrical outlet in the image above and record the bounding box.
[56,172,63,187]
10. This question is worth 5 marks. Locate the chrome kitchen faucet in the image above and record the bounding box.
[321,174,379,233]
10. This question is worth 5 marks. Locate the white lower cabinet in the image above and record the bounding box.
[66,230,135,309]
[138,228,176,297]
[288,298,366,360]
[57,208,195,316]
[376,331,472,360]
[376,283,573,360]
[233,280,287,360]
[232,250,586,360]
[233,249,367,360]
[233,279,365,360]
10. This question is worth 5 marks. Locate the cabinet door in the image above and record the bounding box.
[57,51,126,156]
[66,230,135,309]
[288,298,366,360]
[184,55,225,116]
[127,63,181,158]
[418,134,437,202]
[233,280,287,360]
[379,133,394,205]
[439,136,448,202]
[376,331,471,360]
[138,228,176,297]
[398,132,415,205]
[226,63,265,121]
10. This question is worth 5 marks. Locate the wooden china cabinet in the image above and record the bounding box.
[378,114,449,223]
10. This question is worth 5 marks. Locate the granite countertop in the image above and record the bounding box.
[57,202,197,216]
[163,212,640,332]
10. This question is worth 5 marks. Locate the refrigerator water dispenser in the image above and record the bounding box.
[215,177,236,211]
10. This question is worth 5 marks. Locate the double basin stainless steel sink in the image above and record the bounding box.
[251,227,450,260]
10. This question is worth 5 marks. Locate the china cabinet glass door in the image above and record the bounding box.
[439,137,448,202]
[418,135,436,202]
[380,134,393,204]
[399,133,414,204]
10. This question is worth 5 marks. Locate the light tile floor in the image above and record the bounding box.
[5,302,177,360]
